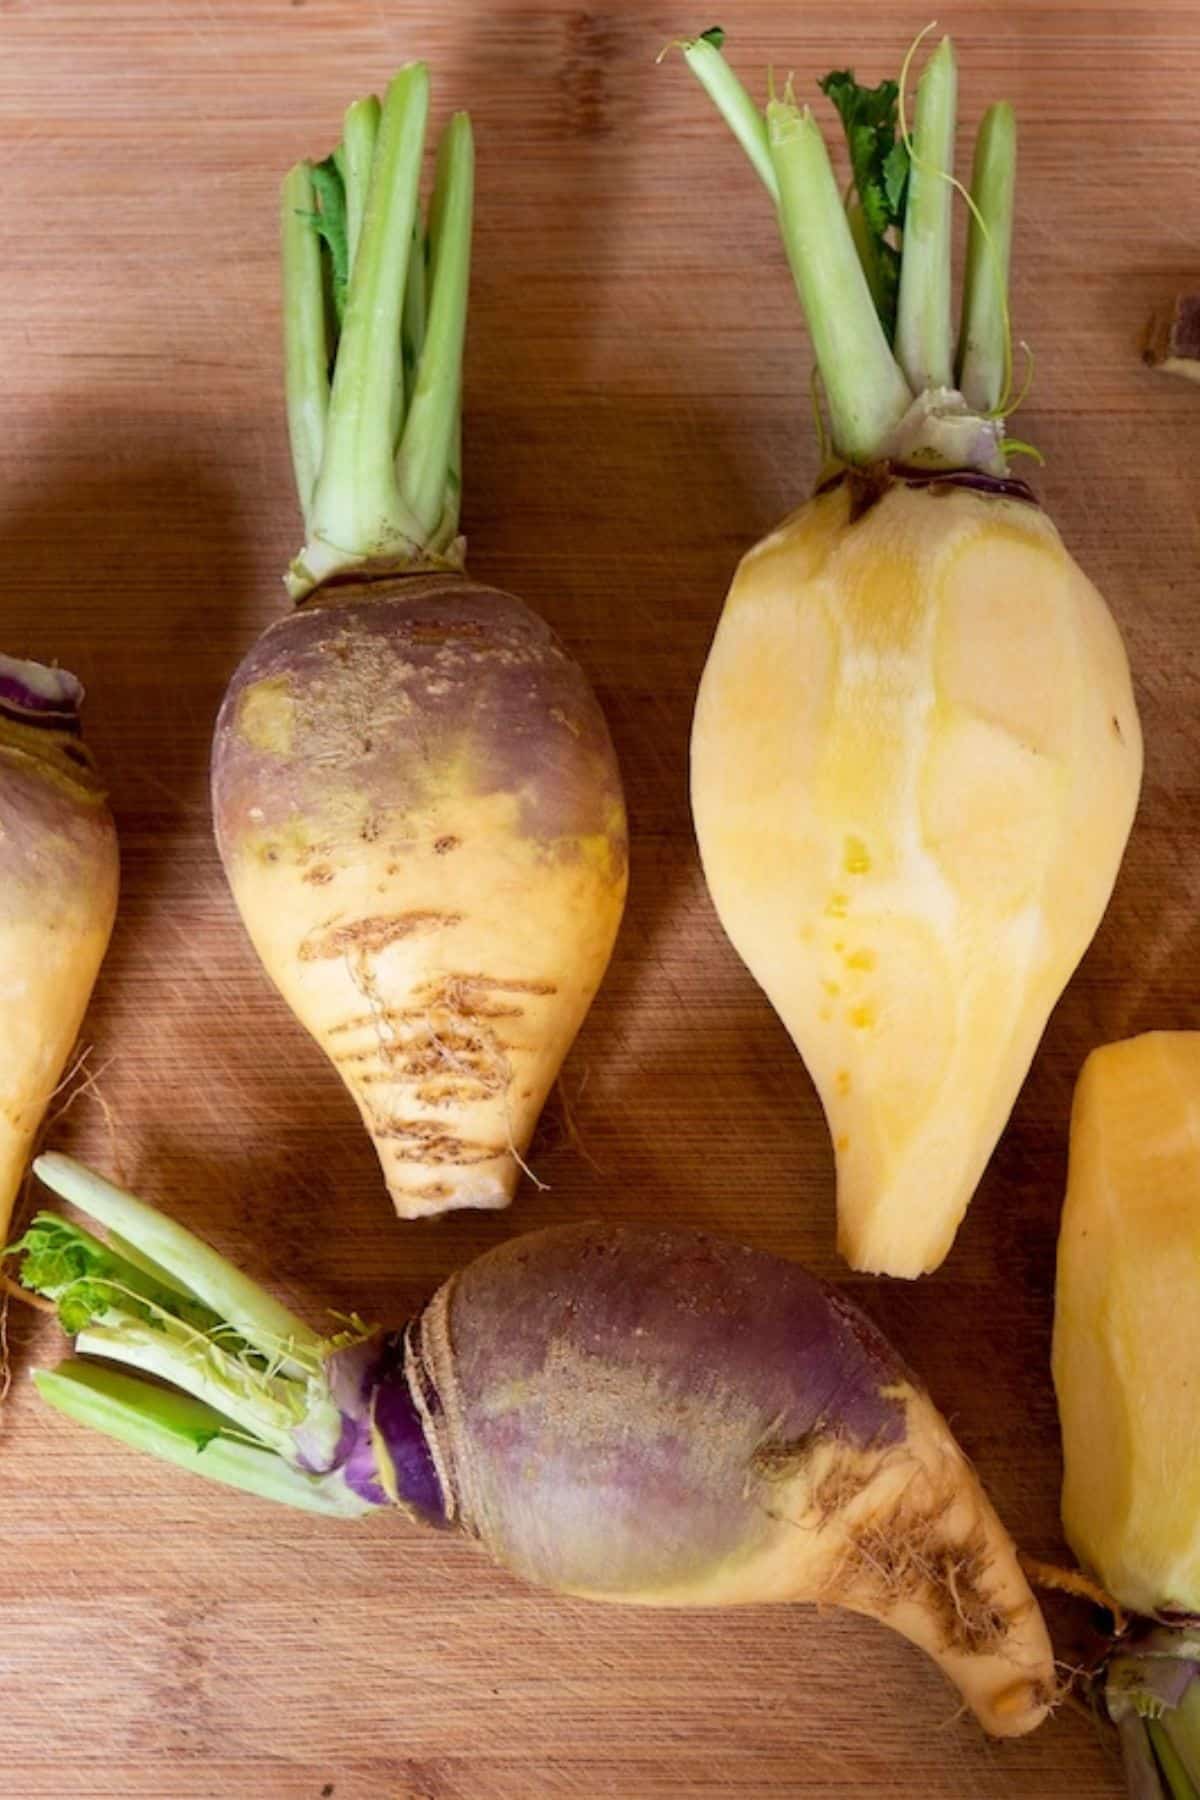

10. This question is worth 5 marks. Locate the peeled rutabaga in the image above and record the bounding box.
[678,32,1142,1274]
[693,473,1141,1276]
[1053,1033,1200,1619]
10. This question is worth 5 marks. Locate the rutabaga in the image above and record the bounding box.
[10,1152,1055,1741]
[1054,1034,1200,1798]
[211,69,627,1221]
[0,660,117,1243]
[678,30,1142,1276]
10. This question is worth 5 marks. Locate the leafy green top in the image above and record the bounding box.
[308,154,350,331]
[8,1214,228,1339]
[817,70,909,340]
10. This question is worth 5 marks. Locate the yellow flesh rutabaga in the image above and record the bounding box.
[692,477,1141,1276]
[1054,1034,1200,1618]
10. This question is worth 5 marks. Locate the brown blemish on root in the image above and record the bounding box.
[841,1503,1011,1656]
[299,911,461,962]
[434,835,460,855]
[303,863,334,886]
[751,1432,822,1483]
[1112,714,1124,742]
[376,1118,503,1165]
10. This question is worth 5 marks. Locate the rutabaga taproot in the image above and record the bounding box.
[1053,1035,1200,1797]
[12,1153,1054,1740]
[211,69,626,1220]
[0,661,117,1243]
[678,30,1142,1276]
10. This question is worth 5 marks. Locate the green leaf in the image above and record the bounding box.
[882,139,909,215]
[699,26,725,50]
[309,153,350,332]
[7,1212,230,1341]
[818,69,909,341]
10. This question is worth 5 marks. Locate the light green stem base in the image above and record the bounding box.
[282,66,474,600]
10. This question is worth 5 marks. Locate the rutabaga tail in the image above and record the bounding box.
[825,1386,1055,1738]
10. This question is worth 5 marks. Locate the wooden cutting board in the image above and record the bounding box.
[2,1,1198,1793]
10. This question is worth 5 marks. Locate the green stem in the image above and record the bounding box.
[302,64,430,583]
[956,101,1016,412]
[767,97,912,463]
[342,93,381,274]
[75,1315,304,1457]
[678,33,779,202]
[847,199,889,322]
[1149,1721,1200,1800]
[402,222,428,397]
[397,111,474,539]
[281,161,329,524]
[895,35,958,393]
[1164,1682,1200,1792]
[33,1153,322,1374]
[35,1363,369,1518]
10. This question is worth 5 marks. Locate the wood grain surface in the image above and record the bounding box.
[2,1,1198,1794]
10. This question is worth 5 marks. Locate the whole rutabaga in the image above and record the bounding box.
[212,69,627,1220]
[0,660,117,1243]
[11,1153,1054,1741]
[678,31,1142,1275]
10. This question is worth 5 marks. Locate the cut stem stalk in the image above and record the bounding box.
[281,161,329,523]
[679,34,779,202]
[956,101,1016,412]
[33,1153,321,1372]
[397,111,474,538]
[767,99,911,463]
[35,1362,369,1517]
[895,35,958,393]
[342,94,381,274]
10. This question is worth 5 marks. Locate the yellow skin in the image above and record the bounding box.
[213,576,627,1219]
[692,478,1142,1276]
[228,793,625,1216]
[1054,1033,1200,1618]
[0,719,118,1241]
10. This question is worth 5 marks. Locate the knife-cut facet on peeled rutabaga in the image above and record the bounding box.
[0,661,117,1244]
[678,30,1142,1275]
[211,69,627,1219]
[11,1153,1054,1740]
[1054,1035,1200,1798]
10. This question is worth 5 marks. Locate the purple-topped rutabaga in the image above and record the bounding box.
[13,1156,1054,1743]
[209,67,626,1223]
[0,653,86,731]
[0,666,117,1242]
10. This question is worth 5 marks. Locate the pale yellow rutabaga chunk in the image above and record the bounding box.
[692,478,1141,1276]
[1054,1033,1200,1618]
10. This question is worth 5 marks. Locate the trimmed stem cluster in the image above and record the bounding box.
[8,1154,374,1517]
[677,31,1018,473]
[283,65,474,600]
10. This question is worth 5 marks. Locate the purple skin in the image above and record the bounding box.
[323,1330,444,1520]
[0,662,85,732]
[815,465,1041,512]
[0,664,114,894]
[211,574,627,870]
[346,1222,907,1596]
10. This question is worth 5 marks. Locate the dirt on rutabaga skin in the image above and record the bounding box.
[410,1221,908,1596]
[0,717,115,909]
[212,574,627,869]
[210,573,628,1218]
[386,1220,1054,1736]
